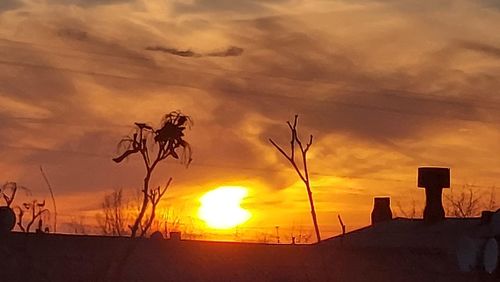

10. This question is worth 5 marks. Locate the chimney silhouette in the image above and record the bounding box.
[418,167,450,224]
[371,197,392,225]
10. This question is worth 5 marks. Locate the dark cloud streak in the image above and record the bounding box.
[173,0,289,14]
[47,0,134,8]
[145,45,244,58]
[0,0,22,13]
[457,40,500,59]
[146,46,201,57]
[207,46,244,57]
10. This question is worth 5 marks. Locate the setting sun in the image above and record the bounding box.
[198,186,251,229]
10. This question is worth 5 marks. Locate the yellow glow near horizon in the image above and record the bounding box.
[198,186,251,229]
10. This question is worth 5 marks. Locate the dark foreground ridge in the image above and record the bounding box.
[0,224,476,282]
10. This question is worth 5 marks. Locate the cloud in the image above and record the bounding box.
[479,0,500,10]
[207,46,244,57]
[172,0,289,14]
[205,16,487,143]
[2,0,500,232]
[457,40,500,59]
[47,0,135,7]
[145,46,200,57]
[57,28,89,41]
[0,0,22,13]
[145,45,244,58]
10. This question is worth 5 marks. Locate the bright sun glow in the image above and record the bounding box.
[198,186,251,229]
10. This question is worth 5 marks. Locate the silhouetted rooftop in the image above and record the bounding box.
[321,217,483,250]
[0,219,482,281]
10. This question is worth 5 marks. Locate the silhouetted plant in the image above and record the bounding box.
[256,231,271,243]
[297,230,313,244]
[395,198,420,219]
[2,182,51,233]
[446,188,480,217]
[69,216,87,235]
[15,199,50,233]
[395,186,498,219]
[153,207,183,236]
[269,115,321,242]
[288,225,313,244]
[1,182,23,207]
[113,111,192,237]
[0,182,24,233]
[40,166,58,233]
[444,185,498,218]
[97,188,129,236]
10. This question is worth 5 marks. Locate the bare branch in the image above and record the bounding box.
[305,135,313,153]
[445,186,483,218]
[269,138,292,161]
[269,115,321,242]
[113,148,140,163]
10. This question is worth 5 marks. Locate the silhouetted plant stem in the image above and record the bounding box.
[40,166,57,233]
[130,169,151,238]
[140,178,172,237]
[269,115,321,242]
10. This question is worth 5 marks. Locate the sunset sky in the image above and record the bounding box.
[2,0,500,240]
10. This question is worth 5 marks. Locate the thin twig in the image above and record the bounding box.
[40,166,57,233]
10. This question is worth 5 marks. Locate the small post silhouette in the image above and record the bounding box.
[337,214,346,236]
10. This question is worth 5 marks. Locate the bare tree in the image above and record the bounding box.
[97,189,128,236]
[69,216,87,235]
[146,206,178,237]
[395,198,420,219]
[113,111,192,237]
[445,188,480,218]
[444,186,498,218]
[269,115,321,242]
[161,207,183,235]
[394,187,498,219]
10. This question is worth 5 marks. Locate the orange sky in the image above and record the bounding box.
[1,0,500,240]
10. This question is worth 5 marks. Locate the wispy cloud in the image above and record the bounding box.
[457,40,500,59]
[172,0,289,14]
[0,0,22,13]
[207,46,244,57]
[145,45,244,58]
